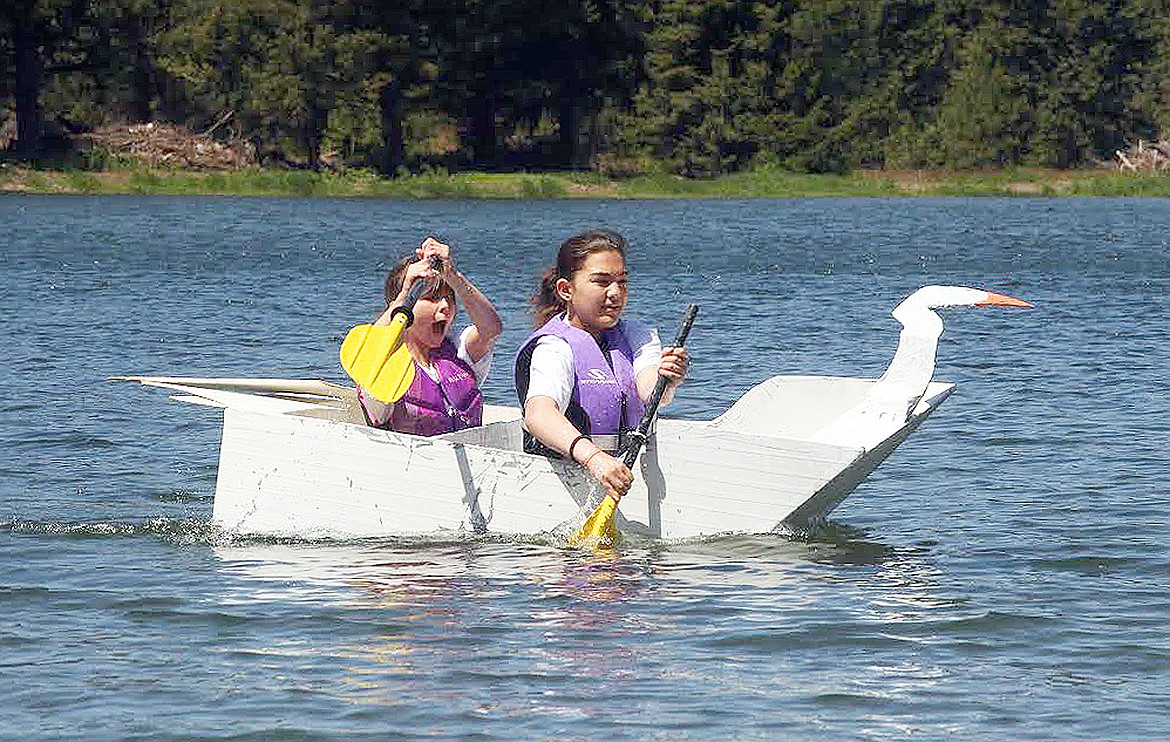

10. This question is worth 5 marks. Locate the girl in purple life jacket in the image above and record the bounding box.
[358,237,502,436]
[514,229,690,502]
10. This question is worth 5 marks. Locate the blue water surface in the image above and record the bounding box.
[1,195,1168,740]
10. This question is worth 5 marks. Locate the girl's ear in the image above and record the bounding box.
[555,277,572,303]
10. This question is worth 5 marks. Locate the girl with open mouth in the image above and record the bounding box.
[358,237,502,436]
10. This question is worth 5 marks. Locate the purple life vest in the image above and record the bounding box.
[515,315,644,452]
[362,338,483,437]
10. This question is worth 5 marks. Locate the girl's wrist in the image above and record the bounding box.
[449,270,473,294]
[582,448,603,469]
[568,434,588,462]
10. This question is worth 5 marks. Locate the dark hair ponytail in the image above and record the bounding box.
[530,228,628,328]
[531,266,563,328]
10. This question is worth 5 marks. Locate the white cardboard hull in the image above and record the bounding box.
[202,376,954,540]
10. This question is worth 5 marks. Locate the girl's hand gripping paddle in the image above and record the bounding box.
[568,304,699,548]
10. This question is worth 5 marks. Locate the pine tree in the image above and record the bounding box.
[1,0,88,157]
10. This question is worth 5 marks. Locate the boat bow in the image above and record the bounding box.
[811,286,1031,449]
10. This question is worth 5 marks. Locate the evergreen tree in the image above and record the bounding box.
[348,0,423,174]
[87,0,170,122]
[421,0,528,168]
[1127,0,1170,138]
[619,0,780,175]
[1,0,89,157]
[528,0,642,169]
[158,0,380,168]
[929,17,1035,168]
[1029,0,1150,166]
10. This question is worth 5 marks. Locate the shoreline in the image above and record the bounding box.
[2,164,1169,198]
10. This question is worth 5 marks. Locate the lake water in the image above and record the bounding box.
[2,195,1168,740]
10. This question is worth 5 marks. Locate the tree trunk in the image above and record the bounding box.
[12,0,42,158]
[306,103,326,170]
[557,89,583,169]
[126,16,153,123]
[379,76,405,175]
[468,90,497,169]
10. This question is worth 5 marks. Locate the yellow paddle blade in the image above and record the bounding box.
[339,319,417,403]
[365,344,417,403]
[341,320,406,379]
[567,495,619,549]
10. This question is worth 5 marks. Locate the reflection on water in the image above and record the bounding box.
[210,541,664,709]
[204,525,948,709]
[210,525,910,606]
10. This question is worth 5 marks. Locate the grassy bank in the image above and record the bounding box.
[3,163,1170,198]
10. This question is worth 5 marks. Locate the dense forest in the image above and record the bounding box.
[2,0,1169,175]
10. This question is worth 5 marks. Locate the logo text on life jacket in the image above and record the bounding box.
[581,368,615,385]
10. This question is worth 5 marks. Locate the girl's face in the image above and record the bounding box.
[557,249,628,334]
[406,284,457,352]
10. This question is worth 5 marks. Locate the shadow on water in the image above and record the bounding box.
[672,519,912,567]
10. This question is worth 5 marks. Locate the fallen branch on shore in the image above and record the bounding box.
[1115,139,1170,172]
[82,122,256,170]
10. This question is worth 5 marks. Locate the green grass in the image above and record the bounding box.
[62,170,102,193]
[610,169,902,197]
[863,168,1170,197]
[1056,171,1170,196]
[3,161,1170,198]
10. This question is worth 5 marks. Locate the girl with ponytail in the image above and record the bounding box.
[514,229,690,503]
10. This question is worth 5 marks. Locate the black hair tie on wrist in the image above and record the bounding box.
[568,434,589,462]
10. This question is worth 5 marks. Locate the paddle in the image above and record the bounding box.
[568,303,700,548]
[339,256,441,403]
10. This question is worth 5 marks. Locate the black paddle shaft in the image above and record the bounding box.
[388,256,444,327]
[622,303,699,468]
